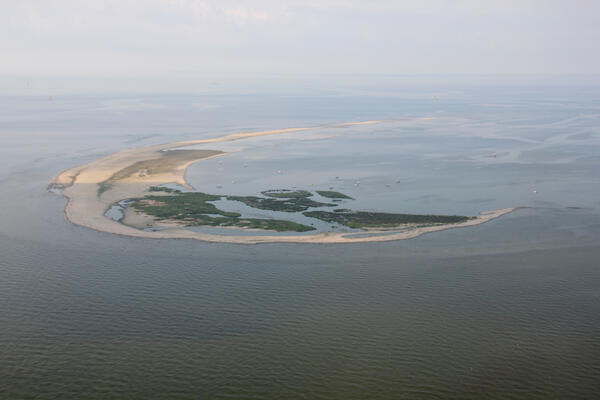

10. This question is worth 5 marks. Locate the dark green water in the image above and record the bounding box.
[1,88,599,399]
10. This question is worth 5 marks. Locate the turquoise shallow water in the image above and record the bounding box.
[0,87,599,399]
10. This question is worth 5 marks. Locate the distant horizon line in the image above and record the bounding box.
[3,73,600,96]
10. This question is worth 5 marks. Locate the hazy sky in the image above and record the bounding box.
[2,0,600,79]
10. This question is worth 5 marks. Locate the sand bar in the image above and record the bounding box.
[50,120,515,244]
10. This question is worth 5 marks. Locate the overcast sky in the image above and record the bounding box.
[2,0,600,81]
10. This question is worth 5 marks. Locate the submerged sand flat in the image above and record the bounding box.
[50,120,515,244]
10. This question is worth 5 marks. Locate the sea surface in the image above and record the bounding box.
[0,84,599,399]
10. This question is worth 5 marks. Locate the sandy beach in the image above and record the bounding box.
[50,120,515,244]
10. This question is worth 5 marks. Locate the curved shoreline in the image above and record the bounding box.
[50,120,516,244]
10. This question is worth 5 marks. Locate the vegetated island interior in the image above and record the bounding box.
[126,186,474,232]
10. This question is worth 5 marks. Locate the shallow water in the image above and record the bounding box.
[104,200,133,222]
[0,87,599,399]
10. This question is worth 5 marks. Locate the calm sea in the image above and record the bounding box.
[0,85,599,399]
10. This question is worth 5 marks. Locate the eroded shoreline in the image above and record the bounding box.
[50,120,516,244]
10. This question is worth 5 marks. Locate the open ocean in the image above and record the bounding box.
[1,84,599,399]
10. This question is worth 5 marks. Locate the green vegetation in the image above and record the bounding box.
[261,190,313,198]
[226,195,335,212]
[126,187,472,233]
[234,218,315,232]
[129,191,315,232]
[303,210,473,229]
[132,192,239,219]
[316,190,353,200]
[148,186,181,193]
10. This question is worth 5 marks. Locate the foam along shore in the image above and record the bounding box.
[49,120,515,244]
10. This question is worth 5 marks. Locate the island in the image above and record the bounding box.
[316,190,354,200]
[48,120,516,244]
